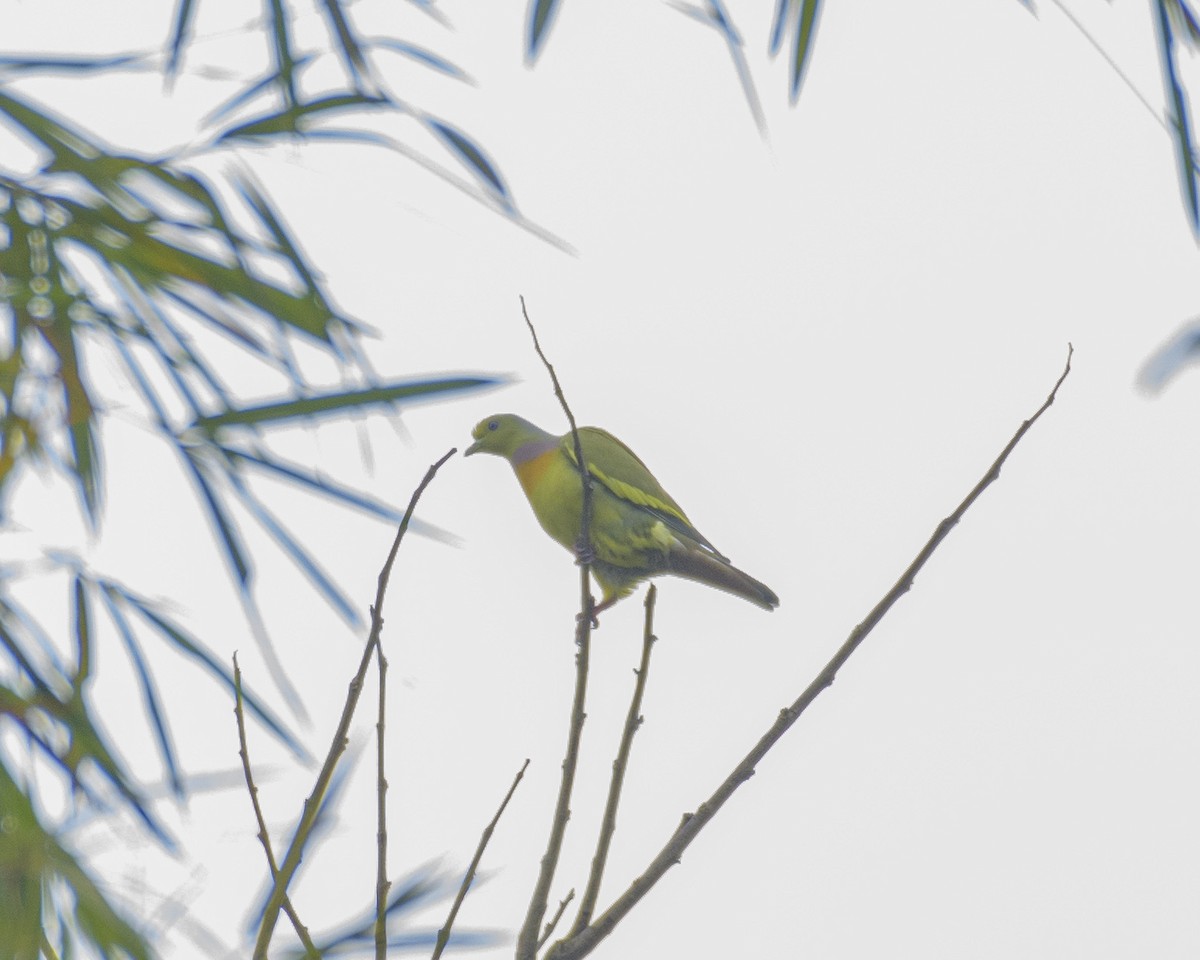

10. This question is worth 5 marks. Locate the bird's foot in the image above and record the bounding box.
[573,538,596,566]
[576,595,615,631]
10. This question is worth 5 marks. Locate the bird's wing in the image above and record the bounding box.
[560,427,727,559]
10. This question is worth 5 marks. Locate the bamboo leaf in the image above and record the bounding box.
[267,0,299,109]
[194,376,500,432]
[71,573,91,690]
[425,119,511,204]
[319,0,372,89]
[0,763,152,960]
[165,0,198,79]
[0,54,145,75]
[768,0,789,55]
[218,92,388,142]
[790,0,823,102]
[1155,0,1200,234]
[226,477,361,627]
[118,589,307,759]
[527,0,564,61]
[369,38,470,81]
[98,586,183,797]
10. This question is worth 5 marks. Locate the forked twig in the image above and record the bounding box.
[537,890,577,951]
[571,585,658,934]
[432,759,531,960]
[546,346,1075,960]
[515,298,596,960]
[252,448,458,958]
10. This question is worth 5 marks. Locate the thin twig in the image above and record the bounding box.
[232,654,319,959]
[537,890,577,951]
[546,346,1075,960]
[431,759,531,960]
[253,448,458,959]
[515,298,595,960]
[518,295,596,617]
[374,640,389,960]
[571,585,657,934]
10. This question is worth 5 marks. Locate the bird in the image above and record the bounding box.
[465,413,779,618]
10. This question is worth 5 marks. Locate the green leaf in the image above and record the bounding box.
[218,92,388,142]
[319,0,373,89]
[71,574,91,690]
[0,760,155,960]
[267,0,299,109]
[790,0,822,102]
[193,375,501,432]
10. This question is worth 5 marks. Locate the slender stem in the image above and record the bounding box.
[546,346,1075,960]
[570,585,657,934]
[432,759,530,960]
[253,448,457,958]
[537,890,576,951]
[374,640,390,960]
[233,655,319,959]
[515,297,596,960]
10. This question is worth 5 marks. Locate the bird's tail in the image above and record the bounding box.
[667,546,779,610]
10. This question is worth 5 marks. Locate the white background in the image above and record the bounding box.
[6,1,1200,957]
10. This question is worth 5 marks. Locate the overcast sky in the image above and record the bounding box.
[8,2,1200,958]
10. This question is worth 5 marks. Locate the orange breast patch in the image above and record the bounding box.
[515,448,560,498]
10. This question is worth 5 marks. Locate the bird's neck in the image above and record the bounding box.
[510,437,559,466]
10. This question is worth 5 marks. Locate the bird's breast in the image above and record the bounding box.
[514,448,561,499]
[513,449,584,551]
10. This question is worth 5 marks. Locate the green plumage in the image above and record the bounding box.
[465,414,779,616]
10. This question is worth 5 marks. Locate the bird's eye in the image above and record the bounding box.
[488,420,499,431]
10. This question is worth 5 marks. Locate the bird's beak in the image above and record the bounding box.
[464,438,483,457]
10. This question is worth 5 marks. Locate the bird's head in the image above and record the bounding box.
[465,414,551,461]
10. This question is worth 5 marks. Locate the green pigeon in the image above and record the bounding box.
[465,414,779,617]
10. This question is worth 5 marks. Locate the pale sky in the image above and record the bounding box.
[6,1,1200,958]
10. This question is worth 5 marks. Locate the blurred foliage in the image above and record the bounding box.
[1155,0,1200,237]
[527,0,1200,245]
[7,0,1194,956]
[0,1,507,956]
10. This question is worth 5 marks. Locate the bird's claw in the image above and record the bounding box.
[574,538,596,566]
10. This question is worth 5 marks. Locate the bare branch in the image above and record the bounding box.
[253,448,458,958]
[546,345,1075,960]
[432,758,531,960]
[571,585,657,933]
[537,890,576,951]
[515,298,596,960]
[233,654,319,959]
[374,640,390,960]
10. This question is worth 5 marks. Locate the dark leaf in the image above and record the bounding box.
[98,585,184,797]
[318,0,373,90]
[267,0,299,109]
[527,0,564,61]
[165,0,197,79]
[0,54,145,75]
[1155,0,1200,234]
[425,119,511,204]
